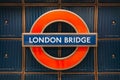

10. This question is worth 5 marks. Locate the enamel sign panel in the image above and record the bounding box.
[22,9,97,70]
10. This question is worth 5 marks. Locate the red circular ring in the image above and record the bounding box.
[30,9,89,70]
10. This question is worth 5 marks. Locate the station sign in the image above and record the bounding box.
[23,33,96,47]
[22,9,97,70]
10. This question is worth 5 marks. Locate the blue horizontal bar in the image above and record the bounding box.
[22,33,97,47]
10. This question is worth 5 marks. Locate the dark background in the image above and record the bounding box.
[0,0,120,80]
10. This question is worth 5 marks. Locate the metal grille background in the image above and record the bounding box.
[0,0,120,80]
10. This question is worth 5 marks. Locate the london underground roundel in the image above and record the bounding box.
[22,9,97,70]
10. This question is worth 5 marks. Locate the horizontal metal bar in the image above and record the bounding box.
[0,3,120,7]
[98,72,120,74]
[61,3,95,7]
[0,3,58,7]
[0,3,22,6]
[25,72,58,74]
[25,3,58,7]
[98,3,120,6]
[0,72,119,74]
[0,72,22,74]
[62,72,94,74]
[0,38,22,40]
[98,38,120,40]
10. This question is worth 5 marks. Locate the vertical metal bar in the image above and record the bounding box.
[58,22,62,58]
[22,0,25,33]
[58,71,62,80]
[94,0,98,33]
[58,0,62,58]
[94,0,98,80]
[58,1,62,80]
[94,47,98,80]
[21,48,25,80]
[58,0,62,9]
[21,0,25,80]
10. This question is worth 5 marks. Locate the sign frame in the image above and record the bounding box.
[22,9,97,70]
